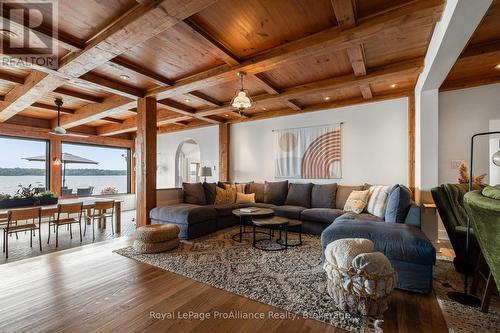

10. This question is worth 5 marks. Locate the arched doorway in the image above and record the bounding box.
[175,139,201,187]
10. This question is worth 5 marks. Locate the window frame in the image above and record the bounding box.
[61,141,131,196]
[0,135,50,193]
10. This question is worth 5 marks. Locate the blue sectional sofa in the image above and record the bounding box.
[150,181,435,293]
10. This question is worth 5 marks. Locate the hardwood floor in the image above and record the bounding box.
[0,236,448,333]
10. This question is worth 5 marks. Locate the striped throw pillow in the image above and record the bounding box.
[366,185,392,218]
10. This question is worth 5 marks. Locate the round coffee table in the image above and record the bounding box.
[252,216,289,251]
[232,208,274,242]
[277,219,302,247]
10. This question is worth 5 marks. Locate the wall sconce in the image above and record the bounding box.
[53,158,62,166]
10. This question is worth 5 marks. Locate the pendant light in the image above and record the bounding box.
[231,72,253,114]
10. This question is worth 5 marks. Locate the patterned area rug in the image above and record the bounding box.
[114,227,371,333]
[433,256,500,333]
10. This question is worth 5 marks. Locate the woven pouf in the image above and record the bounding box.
[133,224,180,253]
[133,238,179,253]
[323,238,397,317]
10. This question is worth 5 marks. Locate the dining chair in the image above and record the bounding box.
[2,207,42,259]
[84,200,115,241]
[48,202,83,247]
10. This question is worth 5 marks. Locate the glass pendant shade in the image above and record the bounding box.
[231,90,252,110]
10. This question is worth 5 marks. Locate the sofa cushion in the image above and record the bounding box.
[301,208,344,224]
[236,192,255,204]
[247,182,265,203]
[321,219,436,266]
[338,211,384,223]
[366,185,392,218]
[343,190,370,214]
[335,185,365,209]
[215,186,236,204]
[311,183,337,208]
[264,180,288,205]
[183,183,206,205]
[285,183,313,208]
[212,203,239,217]
[273,205,306,219]
[203,182,217,205]
[385,185,411,223]
[150,204,216,225]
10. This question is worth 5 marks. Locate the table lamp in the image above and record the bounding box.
[199,166,212,182]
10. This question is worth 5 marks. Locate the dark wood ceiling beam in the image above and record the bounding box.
[158,99,221,124]
[181,19,240,66]
[146,0,443,101]
[108,57,175,86]
[185,91,221,107]
[284,100,303,111]
[53,87,104,103]
[31,102,75,115]
[251,73,280,95]
[195,58,421,117]
[230,89,411,125]
[0,71,25,84]
[460,40,500,59]
[333,0,373,100]
[0,0,217,123]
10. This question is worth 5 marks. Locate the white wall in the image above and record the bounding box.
[230,98,408,186]
[438,83,500,185]
[157,126,219,188]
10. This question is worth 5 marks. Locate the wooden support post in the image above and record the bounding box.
[408,94,415,198]
[136,97,157,227]
[219,123,230,182]
[50,138,61,197]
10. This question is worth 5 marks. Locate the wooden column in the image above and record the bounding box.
[408,94,415,199]
[219,123,230,182]
[136,97,157,227]
[50,138,61,197]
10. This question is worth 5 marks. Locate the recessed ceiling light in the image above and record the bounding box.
[120,74,130,81]
[324,96,330,101]
[0,30,18,39]
[224,114,229,117]
[390,84,397,88]
[262,107,267,111]
[184,98,191,103]
[495,64,500,70]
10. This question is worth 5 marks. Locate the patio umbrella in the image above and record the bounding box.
[23,153,99,188]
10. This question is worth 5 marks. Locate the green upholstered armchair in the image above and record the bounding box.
[431,184,481,274]
[464,190,500,287]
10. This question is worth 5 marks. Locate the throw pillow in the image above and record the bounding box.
[234,183,249,193]
[236,192,255,204]
[215,186,236,204]
[384,185,411,223]
[183,183,206,205]
[223,183,237,191]
[366,185,392,218]
[285,183,313,208]
[311,183,337,208]
[336,185,365,209]
[343,190,370,214]
[247,182,265,202]
[264,180,288,205]
[202,182,217,205]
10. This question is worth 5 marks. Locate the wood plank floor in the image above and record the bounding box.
[0,237,448,333]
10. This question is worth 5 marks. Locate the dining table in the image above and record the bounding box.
[0,198,123,233]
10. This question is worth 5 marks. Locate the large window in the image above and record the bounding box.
[0,136,49,196]
[61,142,130,197]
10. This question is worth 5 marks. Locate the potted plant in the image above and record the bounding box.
[0,185,58,209]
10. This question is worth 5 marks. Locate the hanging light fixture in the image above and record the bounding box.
[231,72,252,114]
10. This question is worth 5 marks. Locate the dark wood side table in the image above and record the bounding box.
[252,216,289,251]
[232,208,274,242]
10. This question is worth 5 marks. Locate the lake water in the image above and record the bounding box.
[0,176,128,195]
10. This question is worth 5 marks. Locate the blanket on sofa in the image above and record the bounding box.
[443,183,483,227]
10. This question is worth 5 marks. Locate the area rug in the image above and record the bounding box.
[433,256,500,333]
[114,227,377,333]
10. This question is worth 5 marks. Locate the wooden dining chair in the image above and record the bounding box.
[84,200,115,241]
[2,207,42,259]
[48,202,83,247]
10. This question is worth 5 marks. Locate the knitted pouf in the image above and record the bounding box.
[133,238,180,254]
[135,224,180,243]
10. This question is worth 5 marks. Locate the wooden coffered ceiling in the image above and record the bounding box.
[441,0,500,91]
[0,0,447,138]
